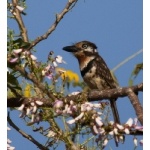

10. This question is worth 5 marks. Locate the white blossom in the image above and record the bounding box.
[67,119,75,124]
[95,116,103,126]
[124,128,130,134]
[133,137,138,147]
[93,125,99,134]
[47,130,56,138]
[55,55,66,64]
[35,101,43,106]
[16,5,25,12]
[116,123,124,130]
[103,138,108,147]
[30,54,37,61]
[126,118,133,127]
[18,104,25,111]
[75,112,84,121]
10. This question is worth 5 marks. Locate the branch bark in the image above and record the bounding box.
[13,64,56,102]
[127,89,143,125]
[12,0,29,42]
[27,0,78,50]
[7,113,48,150]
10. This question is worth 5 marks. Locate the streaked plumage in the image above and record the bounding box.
[63,41,120,124]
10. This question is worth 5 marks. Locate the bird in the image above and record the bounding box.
[62,41,120,145]
[62,40,120,123]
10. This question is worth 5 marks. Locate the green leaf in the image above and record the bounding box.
[129,63,143,85]
[7,72,21,90]
[13,38,31,48]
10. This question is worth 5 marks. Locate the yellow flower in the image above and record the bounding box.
[24,84,31,97]
[56,68,80,83]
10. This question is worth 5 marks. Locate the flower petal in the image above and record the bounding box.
[18,104,25,111]
[126,118,133,127]
[116,124,124,130]
[75,112,84,121]
[93,125,99,134]
[95,117,103,126]
[9,57,18,63]
[30,54,37,60]
[124,128,130,134]
[13,48,22,54]
[103,139,108,147]
[35,101,43,106]
[53,61,58,67]
[67,119,75,124]
[16,5,25,12]
[133,137,138,147]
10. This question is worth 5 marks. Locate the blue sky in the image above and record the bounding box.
[7,0,143,149]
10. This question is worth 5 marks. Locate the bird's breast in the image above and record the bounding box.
[82,66,105,90]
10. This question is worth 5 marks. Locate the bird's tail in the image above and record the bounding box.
[110,99,120,147]
[110,99,120,124]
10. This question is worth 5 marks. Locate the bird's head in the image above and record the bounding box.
[62,41,98,57]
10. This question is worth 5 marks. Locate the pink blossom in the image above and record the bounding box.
[13,48,23,54]
[81,104,87,112]
[139,139,143,146]
[53,100,63,109]
[9,57,19,63]
[98,128,105,134]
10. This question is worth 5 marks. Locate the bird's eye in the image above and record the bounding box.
[82,44,88,49]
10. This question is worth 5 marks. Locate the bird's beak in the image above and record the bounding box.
[62,45,79,52]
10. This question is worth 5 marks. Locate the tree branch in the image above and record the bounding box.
[127,89,143,125]
[7,113,48,150]
[13,64,56,102]
[27,0,78,50]
[87,83,143,101]
[8,83,143,107]
[12,0,29,42]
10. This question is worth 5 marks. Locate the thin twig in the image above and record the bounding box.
[112,49,143,72]
[27,0,78,50]
[7,113,48,150]
[13,64,56,101]
[12,0,29,42]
